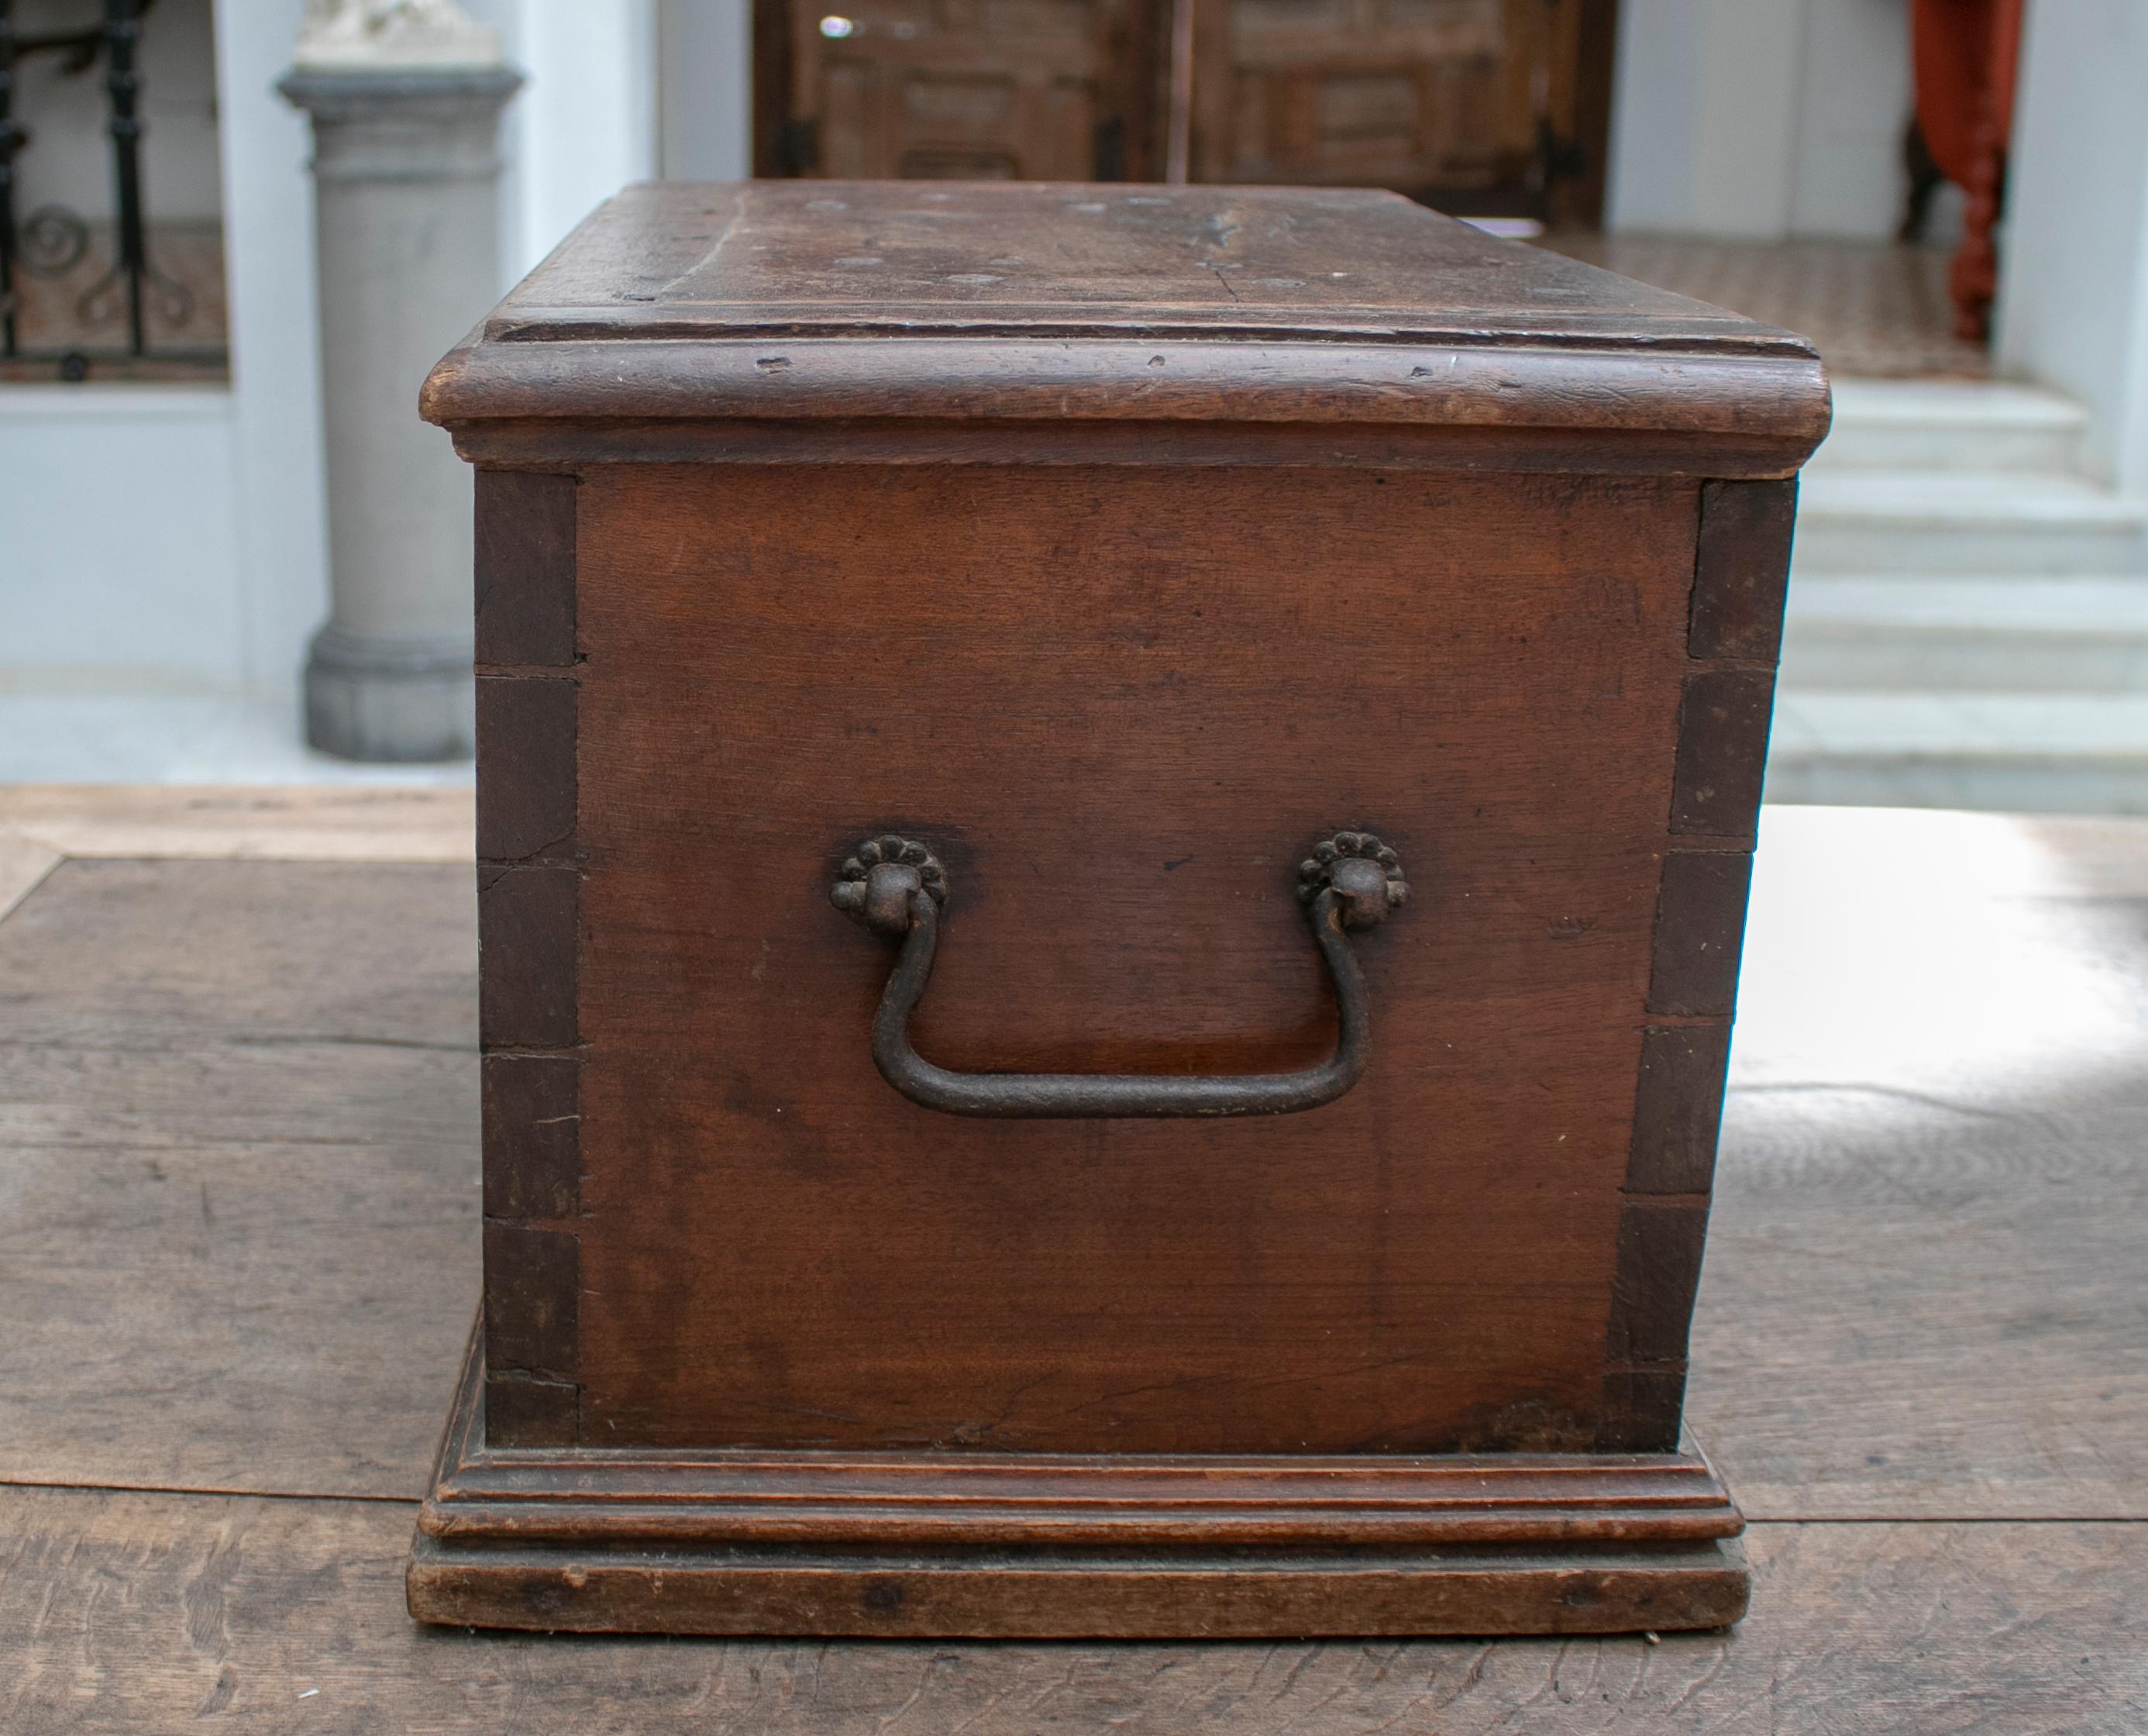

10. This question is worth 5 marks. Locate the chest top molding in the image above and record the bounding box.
[423,181,1829,473]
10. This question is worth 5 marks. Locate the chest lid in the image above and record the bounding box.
[424,181,1827,474]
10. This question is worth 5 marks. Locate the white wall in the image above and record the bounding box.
[0,0,322,704]
[470,0,662,284]
[659,0,753,181]
[1790,0,1914,237]
[1607,0,1911,241]
[1996,0,2148,494]
[0,0,670,707]
[214,0,332,702]
[0,390,243,691]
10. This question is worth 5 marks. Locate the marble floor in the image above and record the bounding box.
[1537,233,1987,379]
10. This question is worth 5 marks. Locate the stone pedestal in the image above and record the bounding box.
[280,66,520,762]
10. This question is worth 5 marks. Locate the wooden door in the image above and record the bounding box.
[756,0,1167,181]
[754,0,1614,222]
[1189,0,1613,219]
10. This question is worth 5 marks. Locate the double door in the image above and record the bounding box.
[753,0,1617,224]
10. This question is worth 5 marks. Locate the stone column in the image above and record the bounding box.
[280,7,520,762]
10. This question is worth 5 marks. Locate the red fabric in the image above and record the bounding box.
[1911,0,2023,185]
[1912,0,2025,342]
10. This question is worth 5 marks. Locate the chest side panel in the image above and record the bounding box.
[571,462,1697,1453]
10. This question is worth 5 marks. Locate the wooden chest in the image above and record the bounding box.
[408,181,1828,1638]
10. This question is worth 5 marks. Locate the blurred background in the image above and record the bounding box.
[1,0,2143,807]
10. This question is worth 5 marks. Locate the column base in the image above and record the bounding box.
[305,623,473,763]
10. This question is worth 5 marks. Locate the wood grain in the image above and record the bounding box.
[1695,1080,2148,1520]
[471,467,587,1445]
[570,461,1698,1455]
[474,866,577,1050]
[440,412,1829,484]
[473,470,576,670]
[0,861,477,1499]
[422,183,1830,478]
[0,831,60,923]
[7,1489,2145,1733]
[1699,805,2148,1520]
[1668,669,1776,841]
[480,1054,578,1220]
[1626,1024,1732,1196]
[1688,479,1799,663]
[474,675,576,863]
[469,183,1805,348]
[0,785,473,864]
[0,859,473,1051]
[1647,851,1753,1020]
[414,1320,1744,1635]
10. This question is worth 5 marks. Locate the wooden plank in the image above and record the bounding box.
[472,560,586,1442]
[1687,478,1798,663]
[0,786,473,863]
[0,860,477,1499]
[1626,1024,1731,1195]
[5,1489,2145,1733]
[1694,1080,2148,1520]
[0,832,61,924]
[0,1135,477,1499]
[1695,804,2148,1519]
[0,1038,473,1158]
[474,470,577,670]
[476,865,577,1051]
[0,859,475,1049]
[475,675,577,862]
[480,1055,579,1220]
[1647,850,1751,1018]
[1668,668,1775,840]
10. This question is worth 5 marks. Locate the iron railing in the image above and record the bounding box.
[0,0,225,377]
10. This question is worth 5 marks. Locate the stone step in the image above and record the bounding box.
[1781,575,2148,692]
[1766,692,2148,814]
[1809,380,2089,473]
[1793,469,2148,574]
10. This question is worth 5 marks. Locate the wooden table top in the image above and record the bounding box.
[2,790,2142,1732]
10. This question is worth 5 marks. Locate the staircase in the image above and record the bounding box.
[1769,381,2148,813]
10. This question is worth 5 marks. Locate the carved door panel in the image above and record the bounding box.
[1188,0,1606,217]
[764,0,1163,181]
[753,0,1614,223]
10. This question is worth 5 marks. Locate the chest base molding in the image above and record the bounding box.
[407,1324,1750,1637]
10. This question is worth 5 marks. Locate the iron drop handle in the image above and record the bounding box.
[830,831,1409,1119]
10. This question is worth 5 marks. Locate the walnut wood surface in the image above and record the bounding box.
[473,471,586,1446]
[409,1536,1752,1640]
[470,183,1789,343]
[410,1319,1747,1635]
[566,461,1698,1457]
[420,183,1830,479]
[774,0,1155,182]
